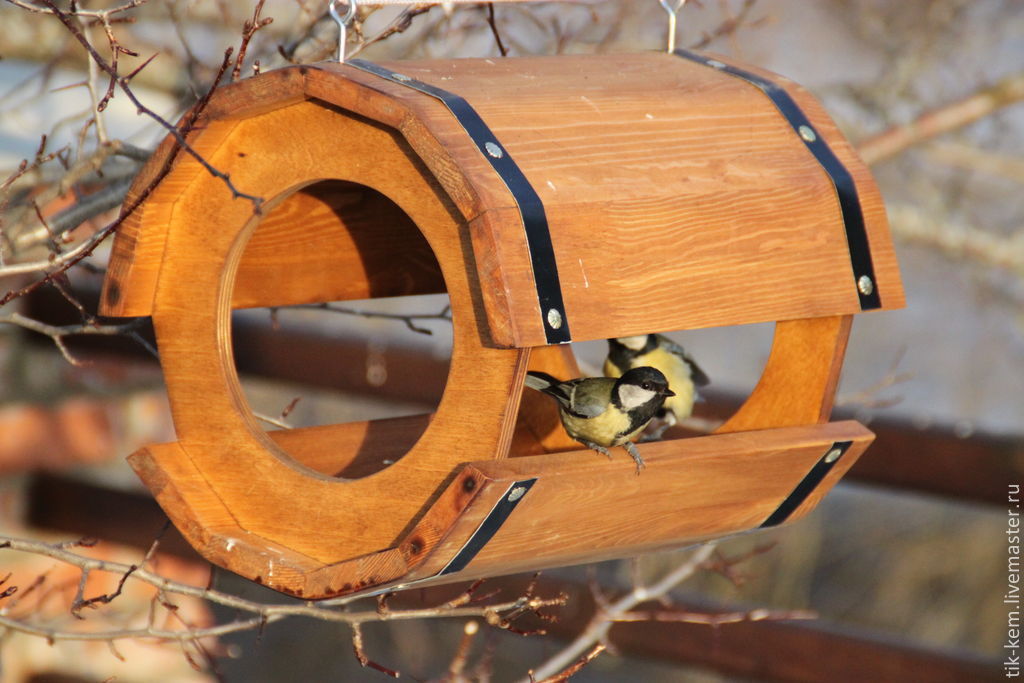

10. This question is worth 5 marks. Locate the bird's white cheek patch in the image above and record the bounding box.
[617,335,649,350]
[617,385,658,410]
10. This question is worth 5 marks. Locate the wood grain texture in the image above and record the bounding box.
[104,53,903,345]
[141,100,527,593]
[232,181,445,308]
[358,53,904,345]
[263,414,433,478]
[717,315,852,433]
[101,67,309,317]
[99,53,900,597]
[401,421,873,588]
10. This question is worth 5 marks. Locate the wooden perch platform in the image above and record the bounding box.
[99,52,903,598]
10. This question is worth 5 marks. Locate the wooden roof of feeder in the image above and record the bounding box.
[100,51,904,599]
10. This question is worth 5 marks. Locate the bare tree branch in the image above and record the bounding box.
[0,311,153,365]
[285,301,453,336]
[857,70,1024,165]
[534,643,606,683]
[32,0,262,206]
[0,535,568,648]
[522,543,717,682]
[887,202,1024,274]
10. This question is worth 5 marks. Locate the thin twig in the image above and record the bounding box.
[857,70,1024,165]
[0,45,234,307]
[351,622,401,678]
[522,543,717,682]
[534,643,605,683]
[886,202,1024,274]
[613,606,816,625]
[448,620,480,678]
[0,312,148,365]
[0,536,568,647]
[485,3,509,57]
[348,4,435,58]
[4,0,149,20]
[233,0,273,82]
[288,302,452,336]
[36,0,262,207]
[689,0,762,50]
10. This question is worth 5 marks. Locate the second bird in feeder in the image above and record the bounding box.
[605,334,710,440]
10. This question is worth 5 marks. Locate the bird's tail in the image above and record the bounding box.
[525,371,575,409]
[524,370,562,393]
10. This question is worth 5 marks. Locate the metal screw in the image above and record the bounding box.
[824,447,843,464]
[706,59,726,69]
[392,72,411,82]
[484,141,504,159]
[798,125,817,143]
[546,308,563,329]
[507,486,527,502]
[857,274,875,296]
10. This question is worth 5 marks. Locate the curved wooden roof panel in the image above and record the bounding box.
[102,52,902,347]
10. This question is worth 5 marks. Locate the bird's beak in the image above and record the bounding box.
[663,388,676,397]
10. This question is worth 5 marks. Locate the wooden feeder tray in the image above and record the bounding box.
[101,51,903,598]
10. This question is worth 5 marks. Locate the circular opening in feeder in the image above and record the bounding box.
[229,180,452,479]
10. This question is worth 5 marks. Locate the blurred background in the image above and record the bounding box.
[0,0,1019,680]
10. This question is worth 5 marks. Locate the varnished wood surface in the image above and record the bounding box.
[233,181,445,309]
[263,414,433,477]
[326,53,904,346]
[96,53,900,597]
[717,315,852,433]
[139,100,529,593]
[131,420,871,597]
[103,53,903,347]
[402,420,873,587]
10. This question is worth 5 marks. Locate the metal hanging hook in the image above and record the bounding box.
[329,0,358,63]
[658,0,687,53]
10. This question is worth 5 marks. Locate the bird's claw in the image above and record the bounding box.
[585,442,613,460]
[624,441,645,475]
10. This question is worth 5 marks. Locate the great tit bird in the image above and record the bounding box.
[604,334,710,440]
[524,366,675,473]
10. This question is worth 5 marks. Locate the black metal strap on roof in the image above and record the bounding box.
[438,478,537,575]
[674,50,882,311]
[347,59,572,343]
[760,441,852,527]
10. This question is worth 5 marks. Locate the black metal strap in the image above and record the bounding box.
[674,50,882,310]
[760,441,852,527]
[348,59,571,343]
[439,478,537,575]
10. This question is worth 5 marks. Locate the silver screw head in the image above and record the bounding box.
[706,59,726,69]
[392,72,411,82]
[507,486,527,502]
[824,448,843,464]
[484,141,504,158]
[546,308,563,329]
[798,125,817,143]
[857,275,875,296]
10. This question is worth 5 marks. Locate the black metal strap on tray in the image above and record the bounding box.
[760,441,852,527]
[438,478,537,575]
[348,59,572,344]
[674,50,882,311]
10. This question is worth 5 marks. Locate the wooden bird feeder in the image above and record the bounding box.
[100,51,903,599]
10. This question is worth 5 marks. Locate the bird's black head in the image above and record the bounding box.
[613,366,675,411]
[607,335,658,371]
